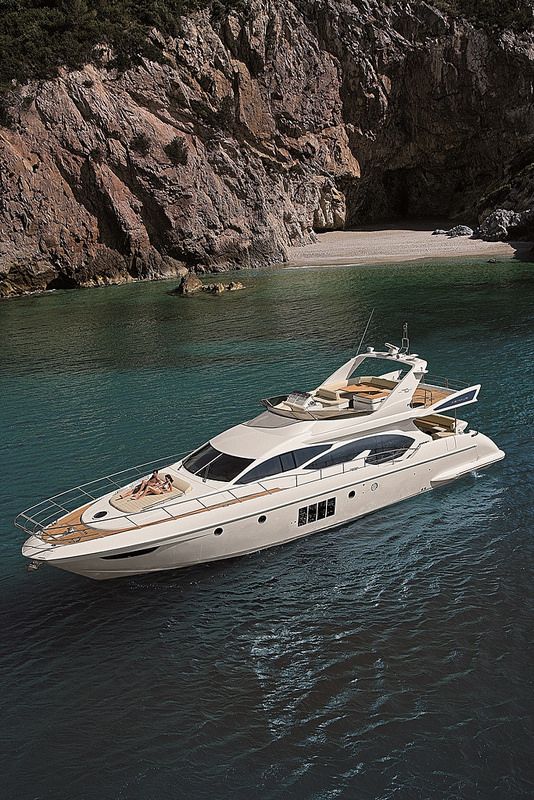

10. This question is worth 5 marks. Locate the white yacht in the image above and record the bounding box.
[18,332,505,580]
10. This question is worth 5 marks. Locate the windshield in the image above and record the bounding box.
[348,357,410,383]
[182,444,253,482]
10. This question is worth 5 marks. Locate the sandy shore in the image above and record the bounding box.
[285,224,531,267]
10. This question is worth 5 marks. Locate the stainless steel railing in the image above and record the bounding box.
[14,451,189,539]
[423,374,468,392]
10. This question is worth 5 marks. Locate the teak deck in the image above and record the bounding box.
[412,387,449,406]
[40,489,281,546]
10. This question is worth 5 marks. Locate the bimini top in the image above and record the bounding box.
[260,343,480,423]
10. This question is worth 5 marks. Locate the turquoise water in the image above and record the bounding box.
[1,257,533,799]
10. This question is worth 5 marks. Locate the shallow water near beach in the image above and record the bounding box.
[1,256,533,800]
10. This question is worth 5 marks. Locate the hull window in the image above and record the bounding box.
[298,497,336,526]
[101,546,159,560]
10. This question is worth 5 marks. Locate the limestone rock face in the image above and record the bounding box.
[1,1,534,295]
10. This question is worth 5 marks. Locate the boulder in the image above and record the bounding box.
[432,229,447,235]
[174,273,203,295]
[227,281,244,291]
[205,282,226,294]
[446,225,474,238]
[477,208,534,241]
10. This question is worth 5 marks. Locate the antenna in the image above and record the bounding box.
[355,308,375,355]
[400,322,410,354]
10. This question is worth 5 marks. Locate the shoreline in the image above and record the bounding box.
[285,224,533,268]
[2,224,532,301]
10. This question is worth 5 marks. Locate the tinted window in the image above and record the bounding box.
[305,436,414,470]
[238,455,284,484]
[293,445,330,466]
[183,444,252,482]
[280,452,296,472]
[237,445,330,485]
[203,453,253,482]
[365,435,414,464]
[304,440,368,470]
[183,443,219,474]
[298,497,336,526]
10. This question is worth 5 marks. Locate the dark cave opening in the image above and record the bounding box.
[46,274,79,290]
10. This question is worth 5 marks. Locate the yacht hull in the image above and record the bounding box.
[27,434,504,580]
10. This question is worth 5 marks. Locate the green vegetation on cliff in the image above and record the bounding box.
[0,0,242,90]
[434,0,533,30]
[0,0,531,93]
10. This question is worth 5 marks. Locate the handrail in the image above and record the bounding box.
[14,450,190,538]
[423,374,468,391]
[15,444,424,542]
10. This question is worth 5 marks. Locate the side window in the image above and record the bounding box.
[305,435,414,470]
[237,445,331,484]
[298,497,336,526]
[366,435,414,465]
[280,452,296,472]
[293,445,331,467]
[237,455,283,484]
[304,440,367,470]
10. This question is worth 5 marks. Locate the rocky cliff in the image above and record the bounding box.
[1,0,534,296]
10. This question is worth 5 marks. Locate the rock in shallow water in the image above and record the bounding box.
[174,273,203,295]
[172,275,244,296]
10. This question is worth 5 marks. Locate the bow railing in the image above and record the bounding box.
[14,451,189,539]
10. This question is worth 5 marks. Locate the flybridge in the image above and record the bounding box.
[261,343,480,423]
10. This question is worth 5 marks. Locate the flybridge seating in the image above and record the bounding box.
[315,375,397,411]
[263,371,462,420]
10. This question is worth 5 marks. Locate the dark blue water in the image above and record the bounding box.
[1,258,533,800]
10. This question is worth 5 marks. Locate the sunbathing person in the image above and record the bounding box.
[134,474,174,499]
[118,470,162,500]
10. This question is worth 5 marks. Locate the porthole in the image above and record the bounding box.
[371,482,379,492]
[258,515,267,524]
[93,511,108,519]
[348,490,356,499]
[214,527,224,536]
